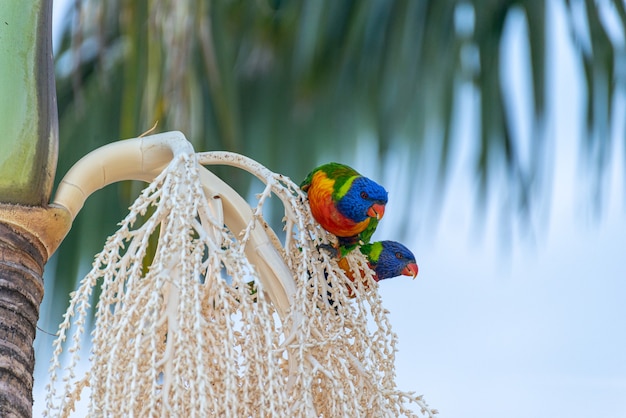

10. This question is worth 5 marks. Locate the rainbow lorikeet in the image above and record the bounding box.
[244,242,417,306]
[336,240,418,298]
[301,163,388,254]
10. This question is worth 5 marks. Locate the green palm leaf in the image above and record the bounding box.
[46,0,625,328]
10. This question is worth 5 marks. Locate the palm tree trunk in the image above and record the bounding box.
[0,0,59,416]
[0,222,45,417]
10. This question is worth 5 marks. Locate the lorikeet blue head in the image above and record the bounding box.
[360,240,418,281]
[335,176,388,223]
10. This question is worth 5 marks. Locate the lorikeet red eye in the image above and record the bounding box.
[360,191,369,199]
[395,252,403,259]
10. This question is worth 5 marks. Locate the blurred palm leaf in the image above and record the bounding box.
[44,0,625,327]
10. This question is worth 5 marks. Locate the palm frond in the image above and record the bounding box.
[47,0,625,328]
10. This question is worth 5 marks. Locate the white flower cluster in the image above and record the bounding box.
[44,146,436,417]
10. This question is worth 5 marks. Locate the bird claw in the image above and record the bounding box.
[317,243,339,258]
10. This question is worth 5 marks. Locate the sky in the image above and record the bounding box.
[35,1,626,417]
[375,2,626,417]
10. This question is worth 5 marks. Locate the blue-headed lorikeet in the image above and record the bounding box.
[337,240,418,298]
[301,163,388,254]
[245,241,418,306]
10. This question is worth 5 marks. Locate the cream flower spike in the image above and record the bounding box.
[52,131,295,316]
[44,131,436,418]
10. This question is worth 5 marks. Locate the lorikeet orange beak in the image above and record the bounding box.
[402,262,419,279]
[367,202,386,220]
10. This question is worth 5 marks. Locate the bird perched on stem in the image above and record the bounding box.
[301,162,388,255]
[337,240,418,297]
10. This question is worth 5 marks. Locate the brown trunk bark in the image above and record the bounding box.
[0,221,45,417]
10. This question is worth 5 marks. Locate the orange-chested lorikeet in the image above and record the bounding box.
[301,162,388,254]
[337,240,418,298]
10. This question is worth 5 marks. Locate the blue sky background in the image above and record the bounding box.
[375,2,626,416]
[36,1,626,416]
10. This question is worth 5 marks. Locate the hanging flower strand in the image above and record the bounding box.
[44,132,436,417]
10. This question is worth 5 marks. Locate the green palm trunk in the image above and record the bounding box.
[0,1,60,415]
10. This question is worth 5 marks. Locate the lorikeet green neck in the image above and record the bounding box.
[360,241,384,263]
